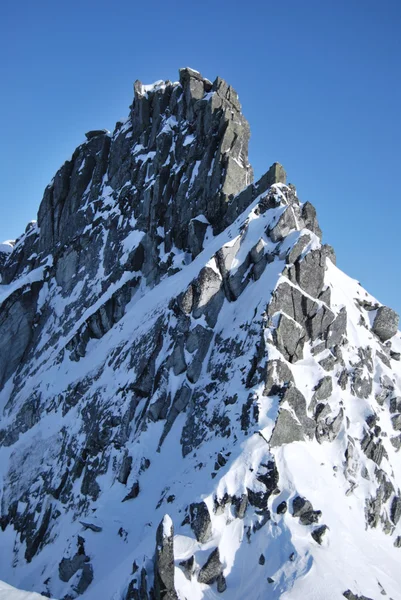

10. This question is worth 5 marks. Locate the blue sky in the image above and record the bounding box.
[1,0,400,315]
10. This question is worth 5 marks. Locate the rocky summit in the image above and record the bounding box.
[0,67,400,600]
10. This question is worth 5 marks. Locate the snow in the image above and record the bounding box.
[141,80,167,96]
[0,579,55,599]
[162,514,173,538]
[183,134,195,147]
[0,241,14,254]
[0,179,400,600]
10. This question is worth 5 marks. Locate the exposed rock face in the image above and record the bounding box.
[154,515,178,600]
[0,68,400,600]
[197,548,225,588]
[189,501,212,543]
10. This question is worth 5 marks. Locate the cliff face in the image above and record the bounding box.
[0,69,400,600]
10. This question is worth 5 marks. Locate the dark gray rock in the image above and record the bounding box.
[276,501,287,514]
[122,481,140,502]
[372,307,399,342]
[186,325,213,383]
[281,387,315,440]
[343,591,374,600]
[117,453,132,485]
[286,234,311,264]
[76,564,94,595]
[192,267,224,328]
[234,494,248,519]
[217,574,227,593]
[198,548,224,585]
[170,339,187,376]
[154,515,178,600]
[256,162,286,191]
[268,281,319,334]
[311,525,328,544]
[85,129,109,140]
[158,384,192,448]
[390,435,401,451]
[318,351,337,372]
[308,305,335,342]
[292,496,313,518]
[273,313,305,363]
[269,207,297,243]
[300,510,322,525]
[391,414,401,431]
[190,501,212,543]
[79,521,102,533]
[310,376,333,412]
[390,496,401,525]
[179,556,195,581]
[325,307,347,349]
[253,460,279,502]
[301,202,322,239]
[314,402,331,422]
[338,369,349,390]
[390,397,401,414]
[59,538,91,584]
[321,244,336,266]
[125,567,149,600]
[316,409,343,443]
[270,409,305,447]
[264,358,295,396]
[0,283,40,390]
[294,249,326,299]
[188,218,209,258]
[312,377,332,402]
[361,433,387,466]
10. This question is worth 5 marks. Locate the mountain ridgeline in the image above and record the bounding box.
[0,68,400,600]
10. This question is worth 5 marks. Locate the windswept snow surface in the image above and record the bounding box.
[0,580,55,600]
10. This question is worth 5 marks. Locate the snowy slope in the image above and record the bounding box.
[0,69,400,600]
[0,579,55,600]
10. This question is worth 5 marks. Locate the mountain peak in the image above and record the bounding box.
[0,69,400,600]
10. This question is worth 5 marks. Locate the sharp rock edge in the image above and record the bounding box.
[0,67,400,600]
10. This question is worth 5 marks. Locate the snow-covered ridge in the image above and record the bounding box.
[0,579,55,600]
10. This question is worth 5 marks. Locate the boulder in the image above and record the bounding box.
[390,496,401,525]
[372,306,399,342]
[311,525,328,544]
[292,496,313,518]
[198,548,224,585]
[189,501,212,543]
[343,591,374,600]
[85,129,109,140]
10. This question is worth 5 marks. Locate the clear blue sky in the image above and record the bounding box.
[1,0,400,315]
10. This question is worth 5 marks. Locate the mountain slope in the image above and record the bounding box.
[0,68,400,600]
